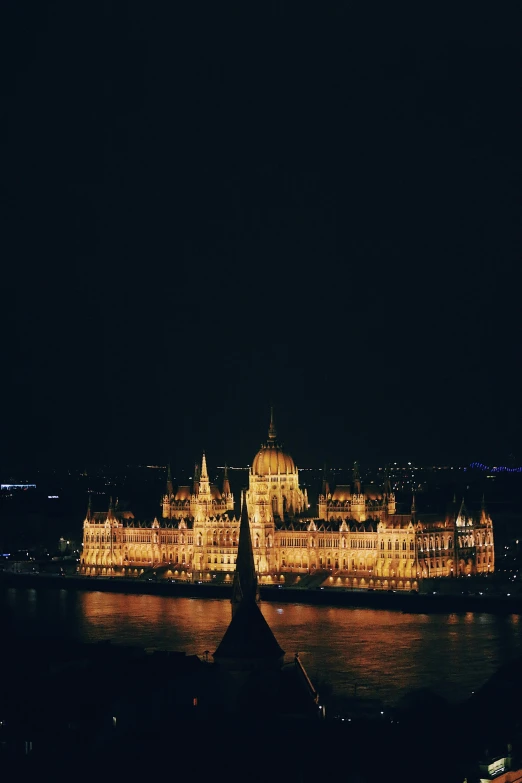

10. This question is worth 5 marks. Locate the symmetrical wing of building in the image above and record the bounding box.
[80,413,495,589]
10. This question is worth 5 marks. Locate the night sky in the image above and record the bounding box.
[2,4,521,475]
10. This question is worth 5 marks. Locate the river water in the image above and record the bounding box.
[3,585,522,709]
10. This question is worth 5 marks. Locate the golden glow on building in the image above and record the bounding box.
[80,415,495,587]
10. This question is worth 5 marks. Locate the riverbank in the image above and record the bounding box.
[1,570,521,615]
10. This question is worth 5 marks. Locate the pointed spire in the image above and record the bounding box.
[200,451,209,480]
[107,495,114,520]
[268,406,277,441]
[214,490,284,667]
[353,461,361,495]
[479,492,487,523]
[231,491,259,615]
[86,493,92,521]
[411,493,416,515]
[197,451,211,498]
[193,462,200,494]
[222,464,231,496]
[456,497,467,526]
[166,462,174,496]
[321,463,330,496]
[383,464,392,496]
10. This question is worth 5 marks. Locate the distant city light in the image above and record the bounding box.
[1,483,36,490]
[470,462,522,473]
[216,466,250,470]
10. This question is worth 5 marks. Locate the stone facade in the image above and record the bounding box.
[80,415,495,589]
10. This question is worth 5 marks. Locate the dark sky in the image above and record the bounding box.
[2,3,521,474]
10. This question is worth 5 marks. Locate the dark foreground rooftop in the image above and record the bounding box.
[1,633,522,783]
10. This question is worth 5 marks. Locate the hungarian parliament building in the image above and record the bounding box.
[80,413,495,590]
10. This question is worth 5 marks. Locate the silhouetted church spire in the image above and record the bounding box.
[214,490,284,665]
[231,491,259,614]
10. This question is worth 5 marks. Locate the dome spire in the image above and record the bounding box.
[268,406,277,441]
[252,409,296,476]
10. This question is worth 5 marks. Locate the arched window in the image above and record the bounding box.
[402,540,406,551]
[387,540,392,550]
[395,540,399,551]
[380,540,385,550]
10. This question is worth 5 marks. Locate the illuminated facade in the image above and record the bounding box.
[161,454,234,521]
[80,414,495,588]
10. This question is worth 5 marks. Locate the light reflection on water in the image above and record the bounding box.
[3,587,522,707]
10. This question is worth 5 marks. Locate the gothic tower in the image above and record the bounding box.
[351,461,366,521]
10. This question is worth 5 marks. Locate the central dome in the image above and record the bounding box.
[252,443,296,476]
[251,409,296,476]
